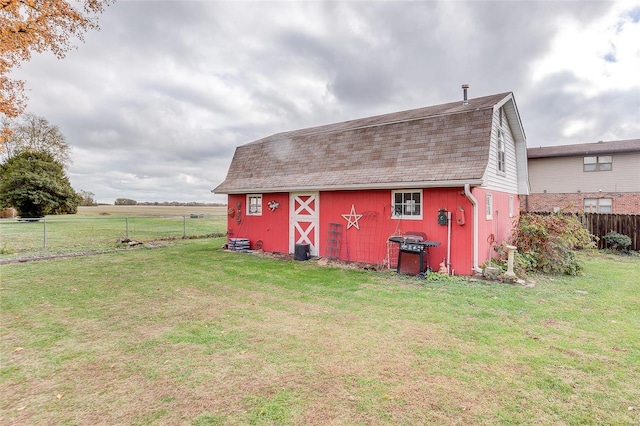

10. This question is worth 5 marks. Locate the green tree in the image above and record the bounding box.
[114,198,137,205]
[0,150,81,218]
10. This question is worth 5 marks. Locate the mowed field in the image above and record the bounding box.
[1,206,228,260]
[1,243,639,425]
[77,205,228,217]
[0,245,640,425]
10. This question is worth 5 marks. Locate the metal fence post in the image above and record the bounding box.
[43,217,47,249]
[183,216,186,238]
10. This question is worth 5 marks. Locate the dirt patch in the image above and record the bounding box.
[232,248,387,272]
[0,243,168,265]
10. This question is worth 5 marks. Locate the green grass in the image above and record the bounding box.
[1,241,638,425]
[0,206,227,260]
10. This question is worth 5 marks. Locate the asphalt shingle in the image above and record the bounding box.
[214,93,511,193]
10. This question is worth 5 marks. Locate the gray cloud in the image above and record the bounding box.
[8,1,638,204]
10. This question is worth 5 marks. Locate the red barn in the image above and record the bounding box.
[213,90,529,275]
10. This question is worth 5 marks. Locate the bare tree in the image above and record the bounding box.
[78,189,97,206]
[0,113,71,167]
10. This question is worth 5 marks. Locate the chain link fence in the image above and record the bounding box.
[0,214,228,261]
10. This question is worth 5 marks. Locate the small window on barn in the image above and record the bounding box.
[584,198,612,213]
[247,194,262,216]
[584,156,612,172]
[497,130,506,173]
[496,108,506,174]
[509,196,514,218]
[486,193,493,220]
[391,190,422,220]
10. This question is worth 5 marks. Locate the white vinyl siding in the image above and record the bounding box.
[483,105,519,193]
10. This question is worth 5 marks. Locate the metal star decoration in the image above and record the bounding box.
[341,204,363,230]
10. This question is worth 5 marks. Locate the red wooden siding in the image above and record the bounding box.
[317,188,476,274]
[421,188,474,275]
[318,190,396,264]
[226,188,520,275]
[226,193,290,254]
[472,188,520,267]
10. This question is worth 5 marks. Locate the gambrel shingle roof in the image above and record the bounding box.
[214,92,513,194]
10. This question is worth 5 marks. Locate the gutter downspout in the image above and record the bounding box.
[447,211,452,275]
[464,184,482,273]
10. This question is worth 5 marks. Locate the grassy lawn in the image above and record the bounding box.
[1,240,638,425]
[0,206,228,260]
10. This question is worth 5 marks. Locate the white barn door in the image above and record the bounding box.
[289,193,319,256]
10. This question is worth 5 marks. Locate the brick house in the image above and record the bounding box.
[214,90,530,275]
[525,139,640,214]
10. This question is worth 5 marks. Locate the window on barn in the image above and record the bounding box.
[391,190,422,220]
[583,156,612,172]
[247,194,262,216]
[486,193,493,220]
[497,130,506,173]
[584,198,612,213]
[496,109,506,174]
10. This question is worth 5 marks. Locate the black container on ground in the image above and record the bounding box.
[294,243,310,261]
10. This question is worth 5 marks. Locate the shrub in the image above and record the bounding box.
[602,232,632,251]
[510,213,596,276]
[421,271,462,283]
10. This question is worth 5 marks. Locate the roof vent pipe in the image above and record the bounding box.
[462,84,469,105]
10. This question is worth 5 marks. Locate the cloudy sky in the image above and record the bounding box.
[10,0,640,204]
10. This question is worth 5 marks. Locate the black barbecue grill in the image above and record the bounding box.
[388,232,440,276]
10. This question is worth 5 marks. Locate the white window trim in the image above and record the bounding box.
[246,194,262,216]
[508,195,514,218]
[391,189,423,220]
[486,193,493,220]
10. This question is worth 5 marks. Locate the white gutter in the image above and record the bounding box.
[447,211,452,275]
[464,183,482,273]
[214,179,484,195]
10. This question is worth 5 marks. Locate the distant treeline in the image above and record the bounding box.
[113,198,226,207]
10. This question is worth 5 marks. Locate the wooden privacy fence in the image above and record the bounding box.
[579,213,640,251]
